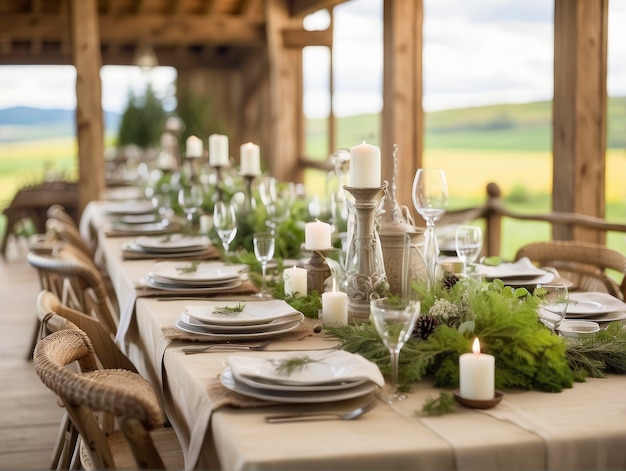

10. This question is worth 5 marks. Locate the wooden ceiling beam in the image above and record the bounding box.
[0,13,265,45]
[288,0,347,18]
[282,28,331,48]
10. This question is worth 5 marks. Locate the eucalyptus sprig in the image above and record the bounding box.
[212,302,246,315]
[176,260,200,274]
[270,355,317,376]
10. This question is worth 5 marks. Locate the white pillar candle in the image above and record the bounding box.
[186,135,203,158]
[209,134,229,167]
[240,142,261,176]
[459,338,495,400]
[283,266,307,298]
[304,219,332,251]
[322,291,348,326]
[349,141,381,187]
[199,214,213,234]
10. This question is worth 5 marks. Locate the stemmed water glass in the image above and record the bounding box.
[178,185,203,230]
[539,284,569,335]
[455,225,483,277]
[412,169,448,287]
[370,297,421,402]
[213,201,237,255]
[253,232,275,298]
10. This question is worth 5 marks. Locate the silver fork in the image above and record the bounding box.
[182,340,271,354]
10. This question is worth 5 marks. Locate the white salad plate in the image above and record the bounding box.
[563,292,626,316]
[142,276,242,292]
[102,201,155,215]
[149,261,246,284]
[185,299,302,326]
[133,235,211,253]
[227,350,385,387]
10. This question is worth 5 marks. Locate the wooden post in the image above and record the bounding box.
[70,0,104,213]
[553,0,608,243]
[381,0,424,215]
[265,0,303,183]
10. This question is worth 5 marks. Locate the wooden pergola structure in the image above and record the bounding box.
[0,0,609,244]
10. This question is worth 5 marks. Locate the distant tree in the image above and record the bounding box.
[116,82,167,149]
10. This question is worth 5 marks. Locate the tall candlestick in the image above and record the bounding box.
[349,141,381,187]
[304,219,332,251]
[186,135,203,158]
[284,266,307,298]
[240,142,261,176]
[322,291,348,326]
[209,134,229,167]
[459,338,495,400]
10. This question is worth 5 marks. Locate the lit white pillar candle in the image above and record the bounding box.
[186,135,203,158]
[208,134,229,167]
[459,338,495,400]
[322,291,348,326]
[349,141,381,187]
[304,219,332,251]
[240,142,261,176]
[283,266,307,298]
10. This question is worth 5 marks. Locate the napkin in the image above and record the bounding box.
[227,350,385,387]
[474,257,548,279]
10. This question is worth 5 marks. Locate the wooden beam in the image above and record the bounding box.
[0,14,265,45]
[70,0,104,213]
[381,0,423,217]
[289,0,348,17]
[266,0,303,182]
[282,28,332,48]
[553,0,608,243]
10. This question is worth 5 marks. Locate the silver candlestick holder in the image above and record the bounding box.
[213,165,224,202]
[343,182,389,323]
[242,174,256,211]
[304,249,332,295]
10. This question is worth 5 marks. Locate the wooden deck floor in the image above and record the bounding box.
[0,238,64,470]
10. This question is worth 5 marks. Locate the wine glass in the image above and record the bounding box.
[213,201,237,255]
[370,297,421,401]
[539,284,569,335]
[455,225,483,277]
[253,232,275,298]
[412,169,448,287]
[178,185,203,229]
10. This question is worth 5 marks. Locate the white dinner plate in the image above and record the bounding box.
[142,276,242,292]
[123,242,213,259]
[116,213,159,225]
[150,261,246,283]
[234,372,368,393]
[566,310,626,323]
[134,235,211,253]
[173,318,301,339]
[474,257,550,280]
[185,299,302,326]
[179,312,304,334]
[102,201,155,215]
[221,367,378,404]
[563,292,626,315]
[227,350,385,387]
[111,221,170,234]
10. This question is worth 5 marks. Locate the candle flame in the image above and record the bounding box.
[472,337,481,354]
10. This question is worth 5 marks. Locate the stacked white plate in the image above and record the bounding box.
[474,257,555,287]
[143,261,247,292]
[125,235,213,258]
[221,350,384,403]
[560,292,626,323]
[175,299,304,339]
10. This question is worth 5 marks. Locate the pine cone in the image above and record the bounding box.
[412,315,440,341]
[441,271,459,290]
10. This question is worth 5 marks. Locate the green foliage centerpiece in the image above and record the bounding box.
[326,273,626,393]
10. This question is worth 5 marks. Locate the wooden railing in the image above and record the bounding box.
[438,183,626,257]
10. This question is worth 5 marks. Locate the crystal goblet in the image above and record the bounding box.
[213,201,237,255]
[253,232,275,298]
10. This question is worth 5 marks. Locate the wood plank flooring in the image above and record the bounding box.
[0,237,64,470]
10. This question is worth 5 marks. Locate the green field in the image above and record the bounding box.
[2,98,626,260]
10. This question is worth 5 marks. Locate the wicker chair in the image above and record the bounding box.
[46,204,95,261]
[33,329,183,470]
[37,290,139,471]
[27,245,119,335]
[514,240,626,299]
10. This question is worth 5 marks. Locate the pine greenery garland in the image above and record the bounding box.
[327,277,626,393]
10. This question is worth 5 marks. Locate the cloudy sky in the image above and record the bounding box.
[0,0,624,117]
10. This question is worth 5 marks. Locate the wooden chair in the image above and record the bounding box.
[46,204,95,261]
[514,240,626,299]
[37,290,139,470]
[33,328,183,470]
